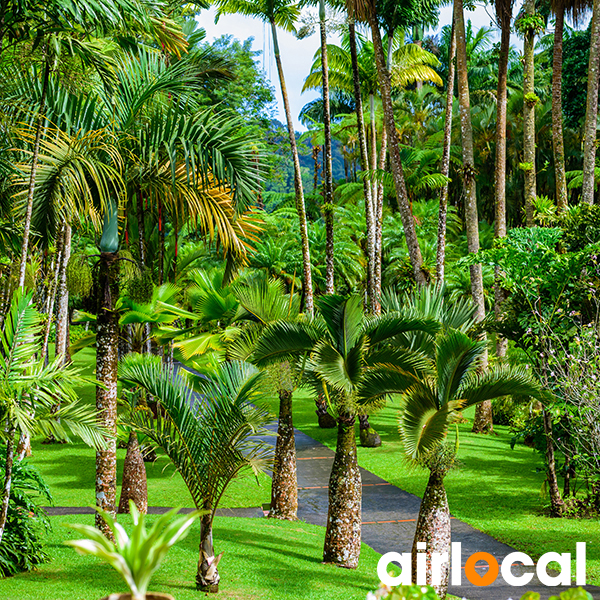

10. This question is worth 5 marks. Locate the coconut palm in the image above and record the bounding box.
[215,0,315,314]
[399,329,546,599]
[0,289,107,544]
[119,355,273,592]
[252,294,439,568]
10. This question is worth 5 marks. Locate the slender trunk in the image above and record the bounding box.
[55,221,71,363]
[552,7,568,212]
[374,121,387,307]
[523,0,537,221]
[542,407,564,516]
[270,20,314,314]
[313,146,321,194]
[158,198,164,286]
[494,9,511,360]
[323,415,361,568]
[368,15,426,286]
[268,388,298,520]
[18,58,50,288]
[95,252,119,540]
[369,94,377,201]
[436,19,456,286]
[455,0,491,432]
[136,192,152,355]
[582,0,600,204]
[319,0,335,294]
[0,426,15,545]
[411,469,451,599]
[117,432,148,514]
[42,233,63,365]
[348,20,377,312]
[196,512,222,592]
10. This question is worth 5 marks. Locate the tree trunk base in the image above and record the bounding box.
[196,584,219,594]
[471,400,493,434]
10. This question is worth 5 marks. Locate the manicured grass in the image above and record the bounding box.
[273,391,600,586]
[0,515,383,600]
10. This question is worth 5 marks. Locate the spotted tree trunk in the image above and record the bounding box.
[323,415,361,568]
[117,432,148,515]
[268,389,298,520]
[95,252,119,540]
[196,512,222,593]
[411,469,451,599]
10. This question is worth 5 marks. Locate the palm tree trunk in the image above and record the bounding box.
[268,388,298,520]
[42,232,63,365]
[55,221,71,363]
[582,0,600,204]
[323,415,361,568]
[436,19,456,287]
[523,0,537,221]
[411,469,451,599]
[0,426,16,545]
[542,407,565,516]
[117,431,148,514]
[158,198,165,286]
[196,512,222,592]
[348,19,377,313]
[95,251,119,540]
[270,20,314,315]
[319,0,335,295]
[552,6,568,212]
[368,15,427,286]
[455,0,492,433]
[494,5,511,360]
[18,58,50,288]
[136,192,152,355]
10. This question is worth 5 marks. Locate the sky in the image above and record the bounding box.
[196,3,516,132]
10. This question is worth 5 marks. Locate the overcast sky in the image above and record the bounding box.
[197,3,518,131]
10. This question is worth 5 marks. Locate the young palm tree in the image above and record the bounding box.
[216,0,315,313]
[399,330,546,599]
[253,295,438,568]
[119,355,273,592]
[0,289,107,544]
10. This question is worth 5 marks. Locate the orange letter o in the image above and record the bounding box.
[464,552,499,586]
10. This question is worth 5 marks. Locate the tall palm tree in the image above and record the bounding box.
[216,0,315,313]
[399,330,545,599]
[119,355,273,592]
[0,289,107,544]
[453,0,492,433]
[253,295,438,568]
[582,0,600,204]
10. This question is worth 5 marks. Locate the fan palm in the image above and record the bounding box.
[253,294,439,568]
[119,355,273,592]
[398,329,546,598]
[0,289,107,544]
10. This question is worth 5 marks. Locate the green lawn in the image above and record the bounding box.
[0,515,382,600]
[272,391,600,586]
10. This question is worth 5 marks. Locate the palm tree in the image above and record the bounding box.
[581,0,600,204]
[119,355,273,592]
[216,0,315,314]
[253,295,438,568]
[399,330,546,599]
[0,289,107,544]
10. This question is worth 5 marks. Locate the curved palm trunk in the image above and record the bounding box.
[117,431,148,514]
[0,427,16,545]
[323,415,361,568]
[455,0,492,433]
[436,19,456,286]
[319,0,335,295]
[268,388,298,520]
[494,5,511,360]
[348,19,377,312]
[552,6,568,212]
[270,20,314,314]
[523,0,537,221]
[411,469,450,599]
[95,251,119,540]
[582,0,600,204]
[368,16,427,286]
[18,58,50,288]
[196,512,222,593]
